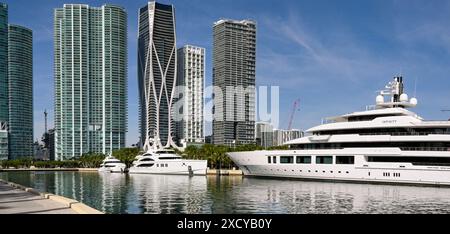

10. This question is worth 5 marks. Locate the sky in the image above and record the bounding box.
[3,0,450,146]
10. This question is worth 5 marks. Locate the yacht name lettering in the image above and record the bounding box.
[178,218,211,232]
[221,218,272,229]
[382,120,397,124]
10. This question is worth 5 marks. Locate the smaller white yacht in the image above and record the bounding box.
[128,149,207,175]
[98,155,127,173]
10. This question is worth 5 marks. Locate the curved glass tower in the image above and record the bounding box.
[54,4,127,160]
[8,25,33,159]
[138,1,177,150]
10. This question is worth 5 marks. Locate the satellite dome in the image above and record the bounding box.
[376,95,384,104]
[410,98,418,106]
[400,93,409,102]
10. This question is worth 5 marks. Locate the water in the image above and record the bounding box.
[2,171,450,214]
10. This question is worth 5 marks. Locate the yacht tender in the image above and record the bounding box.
[128,149,207,175]
[228,77,450,186]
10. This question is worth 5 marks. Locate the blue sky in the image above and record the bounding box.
[3,0,450,146]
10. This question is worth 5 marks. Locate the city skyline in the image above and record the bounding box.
[2,0,450,147]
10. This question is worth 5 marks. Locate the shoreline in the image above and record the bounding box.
[0,168,244,176]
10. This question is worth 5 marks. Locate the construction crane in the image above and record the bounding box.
[287,99,301,130]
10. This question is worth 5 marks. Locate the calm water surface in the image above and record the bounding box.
[1,171,450,214]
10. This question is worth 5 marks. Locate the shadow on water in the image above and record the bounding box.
[2,171,450,214]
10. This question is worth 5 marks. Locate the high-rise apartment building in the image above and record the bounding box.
[273,129,303,147]
[255,122,273,148]
[0,3,33,160]
[176,45,205,146]
[212,19,256,146]
[0,3,8,127]
[54,4,127,160]
[138,1,177,150]
[0,122,7,160]
[8,25,33,159]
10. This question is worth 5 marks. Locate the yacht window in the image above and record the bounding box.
[368,156,450,166]
[157,164,159,167]
[165,164,168,167]
[140,158,154,162]
[273,156,277,164]
[296,156,311,164]
[137,164,154,168]
[159,157,180,160]
[336,156,355,165]
[268,157,271,164]
[280,156,294,164]
[316,156,333,164]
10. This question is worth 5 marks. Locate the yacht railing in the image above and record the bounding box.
[401,147,450,152]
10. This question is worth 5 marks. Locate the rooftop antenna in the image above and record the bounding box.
[44,109,48,134]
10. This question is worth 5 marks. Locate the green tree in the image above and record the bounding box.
[113,148,141,168]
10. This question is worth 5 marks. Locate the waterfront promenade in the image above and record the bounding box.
[0,181,76,214]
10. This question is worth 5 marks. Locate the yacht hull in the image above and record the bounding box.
[228,149,450,186]
[129,160,208,175]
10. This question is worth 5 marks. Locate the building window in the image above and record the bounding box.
[280,156,294,164]
[296,156,311,164]
[336,156,355,165]
[316,156,333,164]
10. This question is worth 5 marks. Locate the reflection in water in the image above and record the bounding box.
[2,172,450,214]
[129,174,207,214]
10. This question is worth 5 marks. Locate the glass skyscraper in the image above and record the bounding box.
[138,2,177,150]
[8,25,33,159]
[54,4,127,160]
[0,3,8,126]
[212,19,257,146]
[0,3,33,160]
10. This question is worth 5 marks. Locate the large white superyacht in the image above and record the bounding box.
[228,77,450,186]
[129,147,208,176]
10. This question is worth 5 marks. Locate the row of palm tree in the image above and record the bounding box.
[1,145,288,169]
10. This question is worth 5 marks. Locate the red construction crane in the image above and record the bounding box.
[287,99,301,130]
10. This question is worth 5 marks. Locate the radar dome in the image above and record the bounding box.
[400,93,409,102]
[376,95,384,104]
[410,98,418,106]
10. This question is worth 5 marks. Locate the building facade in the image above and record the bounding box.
[273,129,303,147]
[138,2,177,150]
[255,122,273,148]
[0,122,7,160]
[0,3,34,160]
[42,129,55,161]
[54,4,127,160]
[0,3,8,128]
[212,19,256,146]
[176,45,205,146]
[8,25,33,159]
